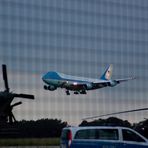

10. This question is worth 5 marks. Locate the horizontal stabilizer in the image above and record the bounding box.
[116,77,136,83]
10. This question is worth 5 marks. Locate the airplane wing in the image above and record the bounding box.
[92,82,110,89]
[93,77,135,88]
[62,82,86,90]
[115,77,136,83]
[61,77,135,91]
[63,81,111,90]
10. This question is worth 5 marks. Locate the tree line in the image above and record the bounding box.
[0,119,67,138]
[0,117,148,138]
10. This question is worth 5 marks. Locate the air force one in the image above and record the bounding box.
[42,65,135,95]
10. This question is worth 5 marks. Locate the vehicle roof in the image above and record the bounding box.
[63,126,132,130]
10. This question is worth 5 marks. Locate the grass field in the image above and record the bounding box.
[0,138,60,146]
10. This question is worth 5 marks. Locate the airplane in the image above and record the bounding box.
[42,65,135,95]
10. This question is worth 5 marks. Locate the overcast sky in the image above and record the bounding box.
[0,0,148,125]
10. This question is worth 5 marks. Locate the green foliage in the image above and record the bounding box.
[80,117,131,127]
[0,138,59,146]
[133,119,148,138]
[0,118,67,138]
[1,117,148,140]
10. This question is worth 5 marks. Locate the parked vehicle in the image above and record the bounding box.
[60,126,148,148]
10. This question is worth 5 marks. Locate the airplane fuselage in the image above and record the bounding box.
[42,71,114,95]
[42,65,134,95]
[43,72,107,90]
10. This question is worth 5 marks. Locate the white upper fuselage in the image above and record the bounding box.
[58,72,107,83]
[42,71,107,88]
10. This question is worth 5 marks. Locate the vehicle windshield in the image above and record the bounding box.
[122,129,146,143]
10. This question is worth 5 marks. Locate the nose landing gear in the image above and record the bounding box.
[66,90,70,95]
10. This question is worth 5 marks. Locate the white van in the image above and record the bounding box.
[60,126,148,148]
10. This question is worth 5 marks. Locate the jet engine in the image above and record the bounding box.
[109,80,118,87]
[85,83,93,89]
[44,85,57,91]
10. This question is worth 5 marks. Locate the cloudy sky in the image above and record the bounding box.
[0,0,148,125]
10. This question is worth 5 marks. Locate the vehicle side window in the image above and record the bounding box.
[96,129,119,140]
[122,129,146,142]
[75,129,96,139]
[74,129,119,140]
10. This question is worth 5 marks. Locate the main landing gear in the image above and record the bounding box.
[74,91,79,95]
[65,90,87,95]
[80,90,87,94]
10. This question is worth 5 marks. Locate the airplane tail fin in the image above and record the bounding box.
[100,64,113,80]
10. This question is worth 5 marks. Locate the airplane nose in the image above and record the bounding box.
[42,75,46,81]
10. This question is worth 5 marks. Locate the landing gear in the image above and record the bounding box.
[44,85,57,91]
[66,90,70,95]
[65,90,87,95]
[74,91,79,95]
[80,90,87,94]
[44,85,48,90]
